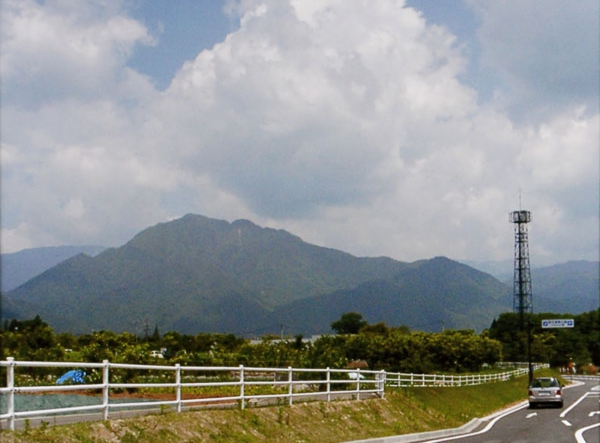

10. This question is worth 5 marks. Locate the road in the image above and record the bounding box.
[416,376,600,443]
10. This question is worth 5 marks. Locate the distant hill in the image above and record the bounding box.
[463,259,599,315]
[1,245,106,291]
[527,261,599,313]
[460,259,513,281]
[269,257,511,334]
[3,215,597,336]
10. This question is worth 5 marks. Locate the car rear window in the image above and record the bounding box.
[532,378,558,388]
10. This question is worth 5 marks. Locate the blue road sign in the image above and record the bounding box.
[541,319,574,328]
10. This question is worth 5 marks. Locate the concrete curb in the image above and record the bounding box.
[344,418,483,443]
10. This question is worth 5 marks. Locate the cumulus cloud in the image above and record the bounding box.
[2,0,155,109]
[1,0,598,267]
[162,0,476,217]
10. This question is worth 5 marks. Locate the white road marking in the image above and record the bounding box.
[562,420,572,427]
[561,392,590,418]
[589,411,600,417]
[575,422,600,443]
[416,403,529,443]
[526,412,537,419]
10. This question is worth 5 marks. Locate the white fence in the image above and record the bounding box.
[0,358,545,431]
[385,366,537,387]
[0,358,386,430]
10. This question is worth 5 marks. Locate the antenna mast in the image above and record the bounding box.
[509,207,533,383]
[509,210,533,320]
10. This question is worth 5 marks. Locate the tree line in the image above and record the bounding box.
[488,309,599,372]
[1,309,598,376]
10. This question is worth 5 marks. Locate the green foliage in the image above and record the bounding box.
[331,312,368,334]
[340,328,501,373]
[2,316,63,361]
[9,309,595,384]
[488,309,600,368]
[2,314,507,376]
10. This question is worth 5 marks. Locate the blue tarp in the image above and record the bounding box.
[56,369,86,384]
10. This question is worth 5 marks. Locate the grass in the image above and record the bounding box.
[1,369,558,443]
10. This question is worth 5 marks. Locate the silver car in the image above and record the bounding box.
[528,377,563,408]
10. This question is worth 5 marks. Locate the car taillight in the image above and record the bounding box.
[556,389,561,395]
[528,390,533,396]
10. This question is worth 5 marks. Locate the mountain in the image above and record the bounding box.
[269,257,511,334]
[3,214,595,336]
[464,259,599,315]
[4,215,407,334]
[527,261,599,313]
[1,245,106,292]
[459,259,513,281]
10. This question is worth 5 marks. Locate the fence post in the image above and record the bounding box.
[102,360,110,421]
[379,370,386,399]
[288,366,293,406]
[356,369,361,400]
[175,364,182,413]
[239,365,245,410]
[326,367,331,402]
[7,357,15,431]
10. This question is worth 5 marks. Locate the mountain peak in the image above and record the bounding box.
[3,215,596,335]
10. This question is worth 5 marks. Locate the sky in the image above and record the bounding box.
[1,0,599,268]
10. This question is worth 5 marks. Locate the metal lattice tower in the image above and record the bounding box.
[509,210,533,323]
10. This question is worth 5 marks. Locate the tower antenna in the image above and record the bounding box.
[509,207,533,382]
[509,209,532,319]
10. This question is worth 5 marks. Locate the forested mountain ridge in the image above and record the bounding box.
[269,257,511,334]
[1,245,105,291]
[3,214,597,336]
[4,214,408,334]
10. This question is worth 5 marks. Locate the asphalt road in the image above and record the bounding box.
[412,376,600,443]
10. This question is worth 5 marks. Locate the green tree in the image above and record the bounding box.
[360,322,389,335]
[307,335,348,368]
[331,312,368,334]
[489,309,599,368]
[3,316,63,361]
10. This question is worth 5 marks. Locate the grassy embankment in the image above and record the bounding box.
[2,369,562,443]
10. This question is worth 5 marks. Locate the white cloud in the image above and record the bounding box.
[1,0,154,107]
[164,0,476,217]
[1,0,598,268]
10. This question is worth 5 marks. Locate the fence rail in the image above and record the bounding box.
[385,367,535,387]
[0,358,546,431]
